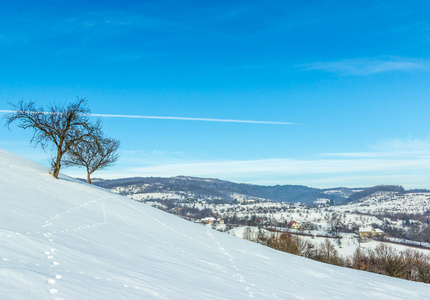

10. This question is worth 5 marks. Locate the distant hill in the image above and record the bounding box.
[344,185,406,204]
[93,176,356,205]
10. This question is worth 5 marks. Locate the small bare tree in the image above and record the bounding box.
[372,243,406,278]
[62,133,120,184]
[3,98,97,178]
[242,227,254,241]
[317,239,343,266]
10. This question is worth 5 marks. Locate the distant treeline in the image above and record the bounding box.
[247,231,430,284]
[93,176,349,205]
[408,189,430,193]
[346,185,405,203]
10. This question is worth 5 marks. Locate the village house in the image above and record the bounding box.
[200,217,216,224]
[287,221,301,230]
[171,207,182,214]
[358,227,384,238]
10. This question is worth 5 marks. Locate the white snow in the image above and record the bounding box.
[331,192,430,214]
[1,149,430,299]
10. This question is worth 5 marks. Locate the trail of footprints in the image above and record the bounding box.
[206,227,262,298]
[111,199,273,298]
[39,197,110,297]
[115,198,216,251]
[43,198,108,235]
[44,248,62,296]
[3,196,279,298]
[0,197,144,297]
[40,197,159,296]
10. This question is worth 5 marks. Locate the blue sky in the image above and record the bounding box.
[1,0,430,188]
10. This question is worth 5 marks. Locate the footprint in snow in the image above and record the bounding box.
[49,289,58,294]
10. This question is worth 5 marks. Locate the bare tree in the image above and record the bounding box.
[372,243,406,278]
[268,233,300,255]
[292,235,317,259]
[317,239,343,266]
[242,227,254,241]
[62,134,120,184]
[3,98,97,178]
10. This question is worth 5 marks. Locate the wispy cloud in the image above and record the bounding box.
[88,137,430,189]
[323,138,430,158]
[88,154,430,189]
[301,56,429,75]
[371,137,430,152]
[122,157,430,177]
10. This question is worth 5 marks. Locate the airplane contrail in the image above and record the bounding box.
[0,110,296,125]
[90,113,296,125]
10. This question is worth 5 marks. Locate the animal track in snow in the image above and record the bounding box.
[44,248,63,297]
[206,227,255,298]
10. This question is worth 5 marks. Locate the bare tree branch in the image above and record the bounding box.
[62,132,120,184]
[3,98,98,178]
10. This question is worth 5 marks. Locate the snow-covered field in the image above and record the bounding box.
[191,202,384,231]
[1,149,430,299]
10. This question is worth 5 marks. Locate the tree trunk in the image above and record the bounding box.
[87,169,92,184]
[52,150,62,179]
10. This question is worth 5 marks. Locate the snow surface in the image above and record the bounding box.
[1,149,430,299]
[331,192,430,214]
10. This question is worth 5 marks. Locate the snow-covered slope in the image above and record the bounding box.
[1,149,429,299]
[333,191,430,214]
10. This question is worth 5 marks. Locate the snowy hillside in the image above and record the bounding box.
[332,192,430,214]
[1,149,430,299]
[96,176,349,204]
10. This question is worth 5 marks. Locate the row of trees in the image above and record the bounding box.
[244,230,430,284]
[258,232,344,265]
[3,98,119,183]
[350,244,430,282]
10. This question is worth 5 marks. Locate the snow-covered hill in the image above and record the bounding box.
[332,191,430,214]
[95,176,349,205]
[1,149,430,299]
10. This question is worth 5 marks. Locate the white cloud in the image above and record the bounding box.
[370,137,430,152]
[301,56,429,75]
[123,157,430,176]
[48,137,430,189]
[91,154,430,189]
[323,137,430,158]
